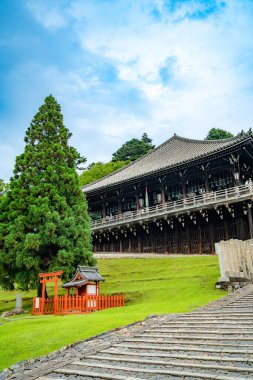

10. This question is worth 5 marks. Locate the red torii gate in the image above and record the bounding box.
[37,270,63,315]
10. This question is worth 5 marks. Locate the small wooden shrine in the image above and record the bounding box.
[61,265,105,296]
[32,266,124,315]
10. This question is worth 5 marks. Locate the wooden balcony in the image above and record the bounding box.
[92,183,253,232]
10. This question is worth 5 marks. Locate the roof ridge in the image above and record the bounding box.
[174,133,243,144]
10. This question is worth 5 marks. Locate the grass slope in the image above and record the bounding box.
[0,257,225,370]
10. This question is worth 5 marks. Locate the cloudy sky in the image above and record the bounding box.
[1,0,253,181]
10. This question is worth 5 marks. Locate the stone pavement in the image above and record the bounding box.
[1,285,253,380]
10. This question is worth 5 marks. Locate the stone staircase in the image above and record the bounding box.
[36,290,253,380]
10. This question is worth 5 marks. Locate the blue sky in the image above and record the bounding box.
[1,0,253,181]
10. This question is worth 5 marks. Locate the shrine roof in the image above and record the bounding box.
[62,279,88,288]
[77,266,105,282]
[62,266,105,288]
[82,133,252,194]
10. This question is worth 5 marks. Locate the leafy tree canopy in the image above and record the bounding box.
[79,161,127,187]
[0,95,95,290]
[205,128,234,140]
[0,179,8,202]
[112,133,155,162]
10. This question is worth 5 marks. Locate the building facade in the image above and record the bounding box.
[83,133,253,254]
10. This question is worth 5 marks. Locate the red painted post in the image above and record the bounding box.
[41,279,46,315]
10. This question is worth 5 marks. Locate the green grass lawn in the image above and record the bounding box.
[0,256,225,370]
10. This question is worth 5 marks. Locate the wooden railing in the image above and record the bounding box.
[91,183,253,231]
[32,294,124,315]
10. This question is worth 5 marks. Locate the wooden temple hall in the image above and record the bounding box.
[83,132,253,254]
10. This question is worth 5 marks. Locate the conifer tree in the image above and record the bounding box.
[0,95,95,290]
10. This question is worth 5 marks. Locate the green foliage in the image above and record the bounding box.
[0,256,225,369]
[205,128,234,140]
[0,179,8,202]
[0,95,95,290]
[79,161,128,187]
[79,133,154,187]
[112,133,155,162]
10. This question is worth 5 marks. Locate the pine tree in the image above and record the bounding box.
[0,95,95,290]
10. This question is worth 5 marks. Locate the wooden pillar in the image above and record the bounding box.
[198,222,202,254]
[102,204,106,219]
[41,279,46,315]
[186,224,190,254]
[118,200,122,216]
[135,194,140,211]
[248,204,253,239]
[145,186,149,208]
[137,233,141,253]
[161,187,166,207]
[205,175,210,193]
[119,238,123,253]
[224,218,229,240]
[182,181,187,199]
[128,237,132,253]
[209,222,215,254]
[54,276,59,315]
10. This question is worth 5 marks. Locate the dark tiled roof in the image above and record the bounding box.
[77,266,105,282]
[62,265,105,288]
[62,279,88,288]
[83,134,252,193]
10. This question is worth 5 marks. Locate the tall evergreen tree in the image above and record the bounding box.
[0,95,95,290]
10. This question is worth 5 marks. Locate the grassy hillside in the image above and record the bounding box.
[0,256,225,370]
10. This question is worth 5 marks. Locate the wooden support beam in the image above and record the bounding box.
[161,187,166,207]
[248,204,253,239]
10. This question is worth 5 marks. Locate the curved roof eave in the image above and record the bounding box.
[82,133,252,195]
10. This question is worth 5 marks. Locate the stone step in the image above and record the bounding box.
[54,359,251,379]
[161,322,253,327]
[37,378,66,380]
[84,354,253,374]
[102,348,253,364]
[171,317,253,322]
[223,305,253,308]
[218,308,253,311]
[190,311,253,315]
[122,338,253,349]
[134,333,253,343]
[190,312,253,315]
[150,327,253,333]
[54,368,146,379]
[115,342,253,355]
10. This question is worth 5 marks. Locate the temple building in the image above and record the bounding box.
[82,132,253,254]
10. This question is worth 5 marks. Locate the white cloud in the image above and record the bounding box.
[69,0,253,141]
[26,0,68,31]
[2,0,253,182]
